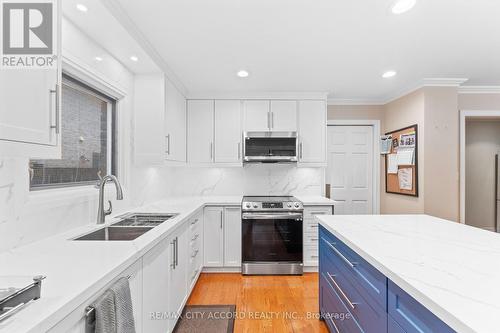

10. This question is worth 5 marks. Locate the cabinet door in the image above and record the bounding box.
[0,68,59,146]
[203,207,224,267]
[169,225,188,332]
[187,100,214,163]
[134,74,165,165]
[215,100,242,163]
[224,207,242,267]
[165,78,186,162]
[270,100,297,131]
[298,100,326,163]
[143,239,170,333]
[243,100,270,131]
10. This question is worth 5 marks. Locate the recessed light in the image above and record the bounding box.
[237,70,249,78]
[382,70,397,78]
[94,56,103,62]
[76,4,88,12]
[130,56,139,62]
[391,0,416,14]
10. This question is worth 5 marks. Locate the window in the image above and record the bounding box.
[29,74,117,190]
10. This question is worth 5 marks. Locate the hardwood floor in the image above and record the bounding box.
[187,273,329,333]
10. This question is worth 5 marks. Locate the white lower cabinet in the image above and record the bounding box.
[303,205,333,267]
[167,224,188,332]
[47,260,143,333]
[203,206,242,268]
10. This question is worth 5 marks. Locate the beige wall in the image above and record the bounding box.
[382,90,425,214]
[459,93,500,110]
[328,105,384,122]
[423,87,460,221]
[465,120,500,231]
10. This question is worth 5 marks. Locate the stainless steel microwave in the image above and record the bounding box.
[243,131,298,163]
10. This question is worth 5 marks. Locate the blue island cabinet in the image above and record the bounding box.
[319,225,456,333]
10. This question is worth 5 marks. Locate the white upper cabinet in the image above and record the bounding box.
[134,74,165,165]
[298,100,327,164]
[270,100,297,131]
[165,78,186,163]
[187,100,214,164]
[215,100,242,164]
[243,100,270,131]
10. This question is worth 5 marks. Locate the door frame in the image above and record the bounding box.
[459,110,500,224]
[326,120,381,214]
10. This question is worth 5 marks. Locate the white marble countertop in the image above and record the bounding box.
[317,214,500,333]
[0,194,331,332]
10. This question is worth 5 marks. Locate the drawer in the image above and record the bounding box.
[320,273,362,333]
[320,225,387,310]
[189,214,202,232]
[320,255,387,333]
[388,280,455,333]
[189,231,201,250]
[304,231,319,244]
[304,221,320,233]
[303,246,318,265]
[304,206,333,219]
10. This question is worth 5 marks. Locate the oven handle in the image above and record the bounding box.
[242,213,303,220]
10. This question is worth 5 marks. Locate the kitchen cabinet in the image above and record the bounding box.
[243,100,270,131]
[0,1,61,155]
[270,100,297,131]
[188,210,203,290]
[168,223,188,332]
[303,205,333,267]
[165,77,186,162]
[187,100,215,164]
[134,74,165,165]
[223,207,242,267]
[298,100,326,164]
[215,100,242,164]
[203,206,224,267]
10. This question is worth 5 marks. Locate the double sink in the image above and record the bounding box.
[74,213,178,241]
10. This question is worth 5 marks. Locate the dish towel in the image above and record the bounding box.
[91,289,116,333]
[109,277,136,333]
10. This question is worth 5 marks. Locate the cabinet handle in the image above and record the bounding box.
[310,238,319,241]
[191,234,199,241]
[328,317,340,333]
[299,142,303,159]
[271,112,274,129]
[175,237,179,267]
[238,142,241,160]
[191,218,198,225]
[49,85,60,134]
[210,142,213,161]
[191,249,199,258]
[166,134,171,154]
[267,112,271,129]
[326,272,358,310]
[170,240,176,268]
[220,210,223,229]
[322,237,357,268]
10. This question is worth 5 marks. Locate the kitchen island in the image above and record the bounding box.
[317,214,500,333]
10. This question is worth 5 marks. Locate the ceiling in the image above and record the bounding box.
[108,1,500,102]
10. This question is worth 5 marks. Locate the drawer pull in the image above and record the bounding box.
[191,218,199,225]
[322,237,357,268]
[310,255,319,258]
[310,225,319,228]
[191,249,199,258]
[327,272,358,310]
[310,237,319,241]
[191,234,200,241]
[328,317,340,333]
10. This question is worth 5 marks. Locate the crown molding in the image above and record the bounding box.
[458,86,500,94]
[327,98,385,106]
[187,91,329,100]
[101,0,188,97]
[420,78,469,87]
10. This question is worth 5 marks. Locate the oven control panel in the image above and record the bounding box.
[242,201,303,211]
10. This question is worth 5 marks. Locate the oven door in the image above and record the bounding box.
[243,132,298,163]
[242,212,303,262]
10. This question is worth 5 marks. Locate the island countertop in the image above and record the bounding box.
[317,214,500,333]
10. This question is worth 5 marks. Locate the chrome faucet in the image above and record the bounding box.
[97,175,124,224]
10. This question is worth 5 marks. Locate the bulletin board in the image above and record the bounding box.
[384,124,419,197]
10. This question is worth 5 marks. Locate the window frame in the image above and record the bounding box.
[29,73,117,191]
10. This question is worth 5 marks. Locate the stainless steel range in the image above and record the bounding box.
[241,196,303,275]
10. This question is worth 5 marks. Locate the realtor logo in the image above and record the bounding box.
[1,0,56,68]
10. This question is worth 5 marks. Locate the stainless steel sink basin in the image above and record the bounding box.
[74,226,153,241]
[111,213,179,227]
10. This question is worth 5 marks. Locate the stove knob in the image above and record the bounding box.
[245,202,251,209]
[253,204,259,209]
[294,202,300,208]
[287,203,292,208]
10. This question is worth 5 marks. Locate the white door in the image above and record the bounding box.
[328,126,374,214]
[243,100,270,131]
[270,100,297,131]
[0,69,59,145]
[187,100,214,163]
[165,78,186,162]
[223,207,242,267]
[215,100,242,163]
[298,100,326,163]
[203,207,224,267]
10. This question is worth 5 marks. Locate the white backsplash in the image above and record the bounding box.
[169,164,325,196]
